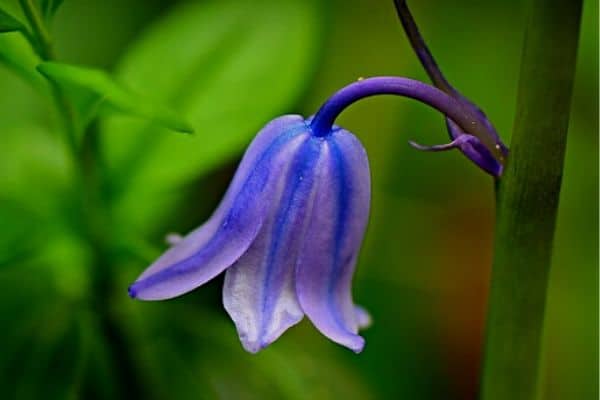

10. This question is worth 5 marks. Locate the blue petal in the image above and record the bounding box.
[223,137,322,353]
[450,131,504,177]
[129,116,308,300]
[296,129,371,353]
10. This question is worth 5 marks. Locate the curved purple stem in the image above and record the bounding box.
[309,77,503,161]
[394,0,509,157]
[393,0,454,94]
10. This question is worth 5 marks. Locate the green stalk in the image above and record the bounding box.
[18,2,145,397]
[18,0,55,59]
[19,0,78,157]
[480,1,582,399]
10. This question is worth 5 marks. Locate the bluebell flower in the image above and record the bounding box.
[129,76,506,353]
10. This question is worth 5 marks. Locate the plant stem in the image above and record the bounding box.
[392,0,453,94]
[18,0,55,59]
[18,2,145,398]
[480,1,582,399]
[19,0,79,157]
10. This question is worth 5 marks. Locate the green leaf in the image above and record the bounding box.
[37,61,194,134]
[0,32,45,88]
[101,0,322,231]
[0,7,25,32]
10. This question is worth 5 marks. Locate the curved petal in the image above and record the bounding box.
[410,123,503,177]
[129,116,309,300]
[445,114,506,176]
[136,115,307,281]
[296,129,371,353]
[446,128,503,177]
[223,137,323,353]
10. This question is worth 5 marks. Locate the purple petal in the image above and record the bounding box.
[129,116,309,300]
[444,95,509,175]
[452,132,503,177]
[446,94,508,177]
[296,129,371,353]
[223,138,323,353]
[410,130,503,178]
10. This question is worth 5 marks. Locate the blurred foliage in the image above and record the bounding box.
[0,8,25,33]
[0,0,597,399]
[38,61,194,134]
[102,0,322,233]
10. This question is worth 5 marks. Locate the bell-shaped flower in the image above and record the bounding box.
[129,114,372,353]
[129,76,506,353]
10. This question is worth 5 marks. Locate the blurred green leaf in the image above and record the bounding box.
[0,40,67,269]
[0,122,71,270]
[37,61,194,134]
[0,32,45,88]
[101,0,322,231]
[0,7,25,32]
[0,121,71,212]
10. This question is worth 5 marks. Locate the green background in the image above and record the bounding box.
[0,0,597,398]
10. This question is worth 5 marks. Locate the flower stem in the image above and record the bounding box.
[310,77,470,135]
[480,0,582,399]
[392,0,453,94]
[19,0,79,158]
[18,0,55,59]
[18,2,145,397]
[310,76,503,161]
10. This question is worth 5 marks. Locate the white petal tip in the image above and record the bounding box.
[328,333,365,353]
[355,305,373,330]
[165,232,184,245]
[348,336,366,353]
[240,339,267,354]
